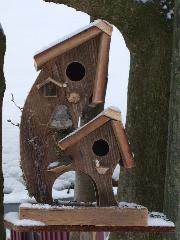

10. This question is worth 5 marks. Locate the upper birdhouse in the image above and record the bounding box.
[34,20,113,108]
[49,107,135,206]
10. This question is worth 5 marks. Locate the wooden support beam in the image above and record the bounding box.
[19,205,148,227]
[4,220,175,233]
[92,33,111,104]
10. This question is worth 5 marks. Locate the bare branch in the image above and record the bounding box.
[7,119,20,128]
[11,93,23,112]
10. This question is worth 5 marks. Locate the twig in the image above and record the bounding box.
[7,119,20,128]
[11,93,23,112]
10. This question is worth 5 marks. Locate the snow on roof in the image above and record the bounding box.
[59,107,122,143]
[35,19,113,56]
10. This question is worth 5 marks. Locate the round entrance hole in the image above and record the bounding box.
[66,62,85,81]
[92,139,109,157]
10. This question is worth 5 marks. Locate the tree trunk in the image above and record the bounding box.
[43,1,173,239]
[164,1,180,239]
[0,24,6,240]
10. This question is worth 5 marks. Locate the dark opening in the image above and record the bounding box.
[66,62,85,81]
[92,139,109,157]
[44,82,57,97]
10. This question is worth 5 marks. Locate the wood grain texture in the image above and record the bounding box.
[103,108,122,121]
[36,77,63,89]
[34,27,102,70]
[95,21,113,36]
[19,206,148,226]
[92,33,111,104]
[4,220,175,233]
[20,35,102,203]
[111,120,135,168]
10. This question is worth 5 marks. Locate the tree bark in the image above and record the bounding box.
[164,1,180,239]
[43,1,173,239]
[0,24,6,240]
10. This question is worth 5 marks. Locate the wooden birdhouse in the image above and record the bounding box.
[5,20,176,235]
[48,107,135,207]
[20,20,113,204]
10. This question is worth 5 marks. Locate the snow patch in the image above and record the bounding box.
[119,202,145,209]
[112,164,120,181]
[52,188,74,200]
[20,203,74,210]
[167,9,174,20]
[4,212,45,226]
[137,0,151,3]
[148,212,175,227]
[48,161,60,169]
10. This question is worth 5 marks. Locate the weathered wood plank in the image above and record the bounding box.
[4,221,175,233]
[19,206,148,226]
[92,33,111,104]
[111,120,135,168]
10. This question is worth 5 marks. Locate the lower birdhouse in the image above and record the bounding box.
[48,107,135,207]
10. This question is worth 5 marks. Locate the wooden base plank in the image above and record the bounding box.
[19,206,148,227]
[4,219,175,233]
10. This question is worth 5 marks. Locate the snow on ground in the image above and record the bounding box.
[0,0,129,204]
[148,212,175,227]
[5,212,45,226]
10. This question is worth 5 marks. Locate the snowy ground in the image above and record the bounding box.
[0,0,129,204]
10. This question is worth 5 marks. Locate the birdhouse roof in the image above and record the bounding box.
[36,77,63,89]
[34,20,113,70]
[58,107,135,169]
